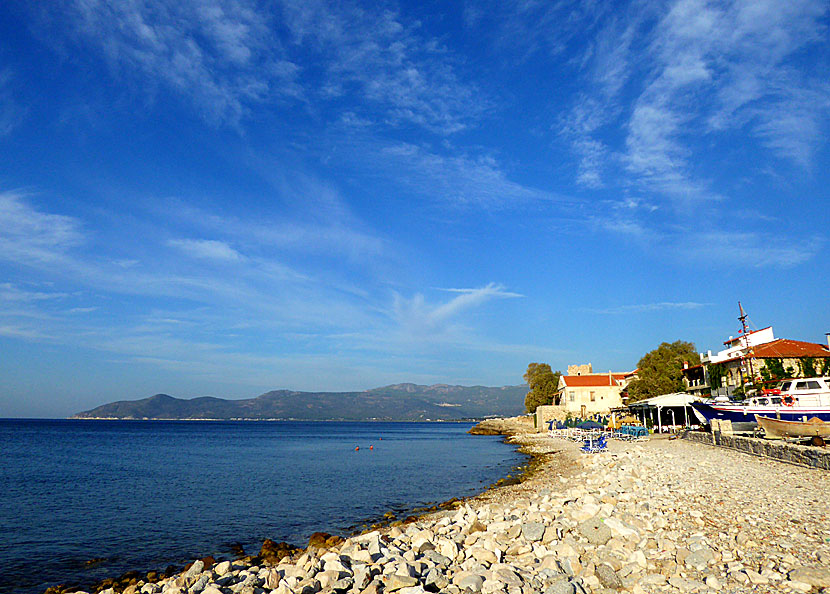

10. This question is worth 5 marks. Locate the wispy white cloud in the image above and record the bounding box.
[0,191,85,266]
[44,0,483,133]
[371,142,566,208]
[623,0,829,195]
[392,283,521,336]
[279,1,483,133]
[585,302,709,314]
[51,0,300,124]
[167,238,244,262]
[678,231,823,268]
[0,283,68,303]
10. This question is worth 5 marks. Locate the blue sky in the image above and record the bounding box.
[1,0,829,417]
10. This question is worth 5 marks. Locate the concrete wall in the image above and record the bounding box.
[683,431,830,470]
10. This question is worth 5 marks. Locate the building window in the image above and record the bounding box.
[569,391,575,402]
[590,391,595,402]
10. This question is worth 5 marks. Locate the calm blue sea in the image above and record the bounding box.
[0,419,524,594]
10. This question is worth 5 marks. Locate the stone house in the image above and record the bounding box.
[552,364,636,417]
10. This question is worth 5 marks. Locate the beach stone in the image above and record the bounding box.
[185,561,204,578]
[790,567,830,588]
[360,579,384,594]
[683,548,714,570]
[190,574,211,592]
[439,539,459,560]
[457,574,485,592]
[214,561,232,577]
[595,564,621,590]
[745,569,768,585]
[424,567,449,592]
[470,547,499,565]
[412,536,435,554]
[386,575,420,591]
[578,518,611,545]
[543,576,574,594]
[521,523,545,542]
[424,550,451,567]
[297,578,321,594]
[331,578,354,592]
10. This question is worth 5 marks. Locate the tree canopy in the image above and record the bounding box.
[523,363,562,413]
[626,341,700,402]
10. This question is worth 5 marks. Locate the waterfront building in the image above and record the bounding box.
[552,363,637,417]
[682,327,830,397]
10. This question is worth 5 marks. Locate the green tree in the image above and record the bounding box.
[523,363,562,413]
[626,341,700,402]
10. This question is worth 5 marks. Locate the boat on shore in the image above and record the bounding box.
[691,376,830,432]
[754,414,830,439]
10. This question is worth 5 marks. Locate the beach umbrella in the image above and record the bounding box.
[577,420,603,430]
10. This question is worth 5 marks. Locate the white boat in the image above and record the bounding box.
[692,376,830,432]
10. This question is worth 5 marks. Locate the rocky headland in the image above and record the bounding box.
[46,418,830,594]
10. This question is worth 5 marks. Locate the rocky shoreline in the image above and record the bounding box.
[45,418,830,594]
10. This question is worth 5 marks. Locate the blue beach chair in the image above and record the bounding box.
[580,433,608,453]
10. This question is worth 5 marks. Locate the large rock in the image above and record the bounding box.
[595,564,622,589]
[424,568,449,592]
[543,576,574,594]
[308,532,344,549]
[521,523,545,542]
[385,575,420,591]
[683,548,714,571]
[578,518,612,545]
[184,560,204,578]
[789,567,830,588]
[260,539,300,564]
[457,574,485,592]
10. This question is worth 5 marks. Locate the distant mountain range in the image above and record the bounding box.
[70,383,529,421]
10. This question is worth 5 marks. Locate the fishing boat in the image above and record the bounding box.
[692,377,830,431]
[754,414,830,439]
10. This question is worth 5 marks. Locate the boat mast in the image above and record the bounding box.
[738,301,756,387]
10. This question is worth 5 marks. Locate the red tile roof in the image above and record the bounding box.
[750,339,830,359]
[561,374,626,387]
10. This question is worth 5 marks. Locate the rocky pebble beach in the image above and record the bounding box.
[48,420,830,594]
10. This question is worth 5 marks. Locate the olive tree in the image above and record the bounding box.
[626,341,700,402]
[523,363,562,413]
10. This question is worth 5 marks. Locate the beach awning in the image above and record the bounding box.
[627,392,702,408]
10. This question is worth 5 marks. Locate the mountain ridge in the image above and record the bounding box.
[71,383,529,421]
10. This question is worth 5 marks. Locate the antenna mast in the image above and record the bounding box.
[738,302,756,386]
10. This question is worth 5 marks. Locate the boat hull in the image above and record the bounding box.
[754,415,830,439]
[691,401,830,431]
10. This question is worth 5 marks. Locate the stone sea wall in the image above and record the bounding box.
[683,430,830,470]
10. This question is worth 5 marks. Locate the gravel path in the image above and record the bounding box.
[497,432,830,593]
